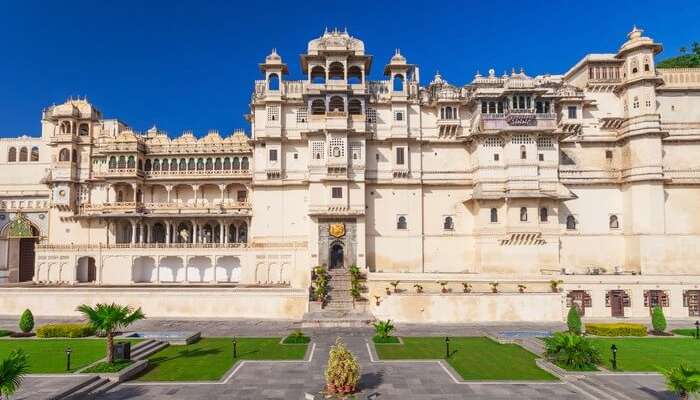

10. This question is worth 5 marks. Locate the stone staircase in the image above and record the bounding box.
[301,269,375,328]
[130,339,168,360]
[58,376,117,400]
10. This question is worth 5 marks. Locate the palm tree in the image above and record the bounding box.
[0,350,29,400]
[662,363,700,400]
[543,332,601,370]
[76,303,145,363]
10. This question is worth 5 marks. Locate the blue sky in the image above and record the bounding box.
[1,0,698,137]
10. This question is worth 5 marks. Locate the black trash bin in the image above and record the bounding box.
[114,342,132,361]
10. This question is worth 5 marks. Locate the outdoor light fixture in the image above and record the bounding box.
[445,337,450,359]
[233,337,238,358]
[65,347,72,371]
[695,320,699,340]
[610,344,617,370]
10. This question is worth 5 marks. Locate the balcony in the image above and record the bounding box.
[480,110,557,132]
[144,169,251,180]
[101,168,142,179]
[79,201,252,216]
[50,133,76,144]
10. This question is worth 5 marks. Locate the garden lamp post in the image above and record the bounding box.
[610,344,617,370]
[65,347,72,371]
[695,320,699,340]
[445,337,450,359]
[233,337,238,359]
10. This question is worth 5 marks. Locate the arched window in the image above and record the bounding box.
[311,99,326,115]
[490,208,498,223]
[268,73,279,90]
[170,159,178,171]
[7,147,16,162]
[180,159,188,171]
[443,216,454,230]
[78,123,89,136]
[520,207,528,222]
[127,156,135,169]
[232,157,240,170]
[520,145,527,160]
[153,159,161,171]
[228,224,237,243]
[396,215,407,230]
[393,74,404,92]
[205,158,213,171]
[188,158,195,171]
[631,58,639,74]
[310,65,326,84]
[60,121,71,133]
[214,158,222,170]
[161,159,169,171]
[445,107,453,119]
[328,62,345,80]
[238,222,248,243]
[18,147,28,162]
[347,65,362,84]
[118,156,126,169]
[117,190,124,202]
[566,215,576,230]
[329,96,344,112]
[540,207,548,222]
[223,158,231,170]
[197,159,204,170]
[348,99,362,115]
[609,215,619,229]
[488,102,496,114]
[109,156,116,169]
[241,157,249,170]
[72,149,78,163]
[144,159,152,171]
[31,146,39,161]
[644,57,650,72]
[58,148,70,162]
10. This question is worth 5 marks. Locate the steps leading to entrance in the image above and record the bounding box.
[301,310,375,328]
[304,268,374,327]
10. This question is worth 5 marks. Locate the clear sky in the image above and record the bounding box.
[1,0,698,138]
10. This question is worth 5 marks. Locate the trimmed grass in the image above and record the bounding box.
[83,360,133,373]
[138,337,308,381]
[282,335,311,344]
[672,328,699,338]
[0,339,140,373]
[375,337,556,381]
[372,335,400,344]
[589,338,700,372]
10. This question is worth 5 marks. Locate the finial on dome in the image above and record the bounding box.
[488,68,495,77]
[475,70,481,78]
[628,25,643,39]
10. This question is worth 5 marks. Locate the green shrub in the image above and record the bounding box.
[0,330,13,337]
[567,307,582,335]
[372,319,395,339]
[651,305,667,333]
[283,329,310,344]
[672,328,698,337]
[372,335,400,344]
[36,323,95,338]
[544,332,601,370]
[18,309,34,333]
[325,338,360,394]
[585,323,647,337]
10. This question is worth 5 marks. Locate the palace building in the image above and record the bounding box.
[1,27,700,323]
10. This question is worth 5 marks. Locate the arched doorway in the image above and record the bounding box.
[2,215,40,282]
[76,257,96,283]
[329,242,344,269]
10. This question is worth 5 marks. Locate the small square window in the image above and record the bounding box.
[396,147,405,165]
[539,153,544,161]
[494,154,499,161]
[331,187,342,199]
[605,150,613,160]
[568,106,577,119]
[269,149,278,162]
[293,153,299,160]
[396,215,407,230]
[394,111,404,121]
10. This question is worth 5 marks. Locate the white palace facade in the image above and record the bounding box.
[1,27,700,323]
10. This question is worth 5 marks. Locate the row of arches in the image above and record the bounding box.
[487,207,621,230]
[308,63,363,84]
[142,156,250,172]
[310,97,363,115]
[109,182,248,205]
[7,146,39,162]
[132,256,242,283]
[59,121,90,136]
[114,219,248,244]
[58,148,78,163]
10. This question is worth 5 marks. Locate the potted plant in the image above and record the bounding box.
[390,280,400,293]
[325,338,360,395]
[438,281,449,293]
[462,283,472,293]
[385,287,391,295]
[413,284,423,294]
[373,295,381,306]
[490,282,499,293]
[518,284,527,293]
[550,279,563,293]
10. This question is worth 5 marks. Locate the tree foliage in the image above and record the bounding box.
[0,349,29,400]
[567,306,582,335]
[18,310,34,334]
[661,363,700,400]
[651,305,667,333]
[657,42,700,68]
[543,332,601,370]
[76,303,145,363]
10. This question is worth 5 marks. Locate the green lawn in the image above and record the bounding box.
[589,338,700,372]
[138,337,308,381]
[375,337,556,381]
[0,339,140,373]
[672,328,699,338]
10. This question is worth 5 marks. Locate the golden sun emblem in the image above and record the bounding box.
[329,223,345,238]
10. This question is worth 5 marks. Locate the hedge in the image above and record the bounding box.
[585,323,647,337]
[36,323,95,338]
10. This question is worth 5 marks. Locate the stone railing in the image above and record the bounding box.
[480,111,556,131]
[659,68,700,88]
[80,201,251,214]
[144,169,251,178]
[37,242,249,250]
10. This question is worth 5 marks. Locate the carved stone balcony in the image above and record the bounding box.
[79,201,252,216]
[144,169,251,180]
[100,168,143,179]
[480,110,557,132]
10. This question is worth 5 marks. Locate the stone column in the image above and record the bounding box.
[223,224,228,244]
[166,185,173,203]
[193,185,200,207]
[146,222,151,243]
[131,183,138,203]
[219,220,224,243]
[106,184,111,203]
[130,220,137,244]
[165,221,170,244]
[193,222,198,244]
[219,184,226,206]
[139,222,145,244]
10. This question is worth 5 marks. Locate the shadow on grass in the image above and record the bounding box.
[149,347,222,364]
